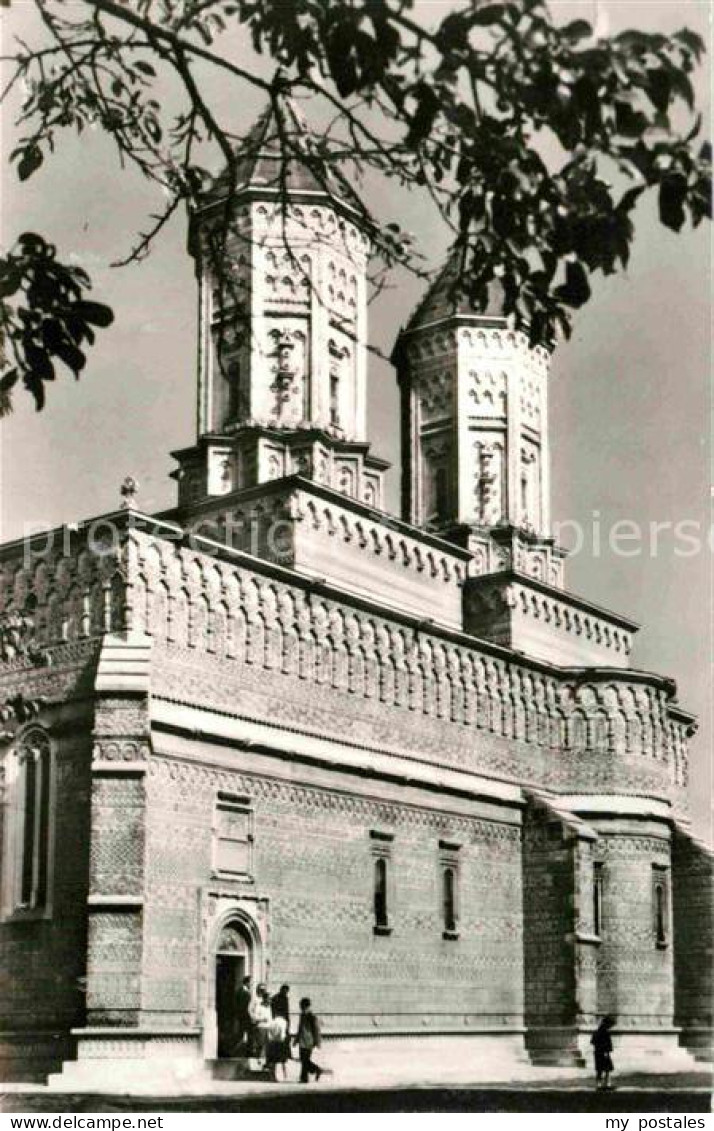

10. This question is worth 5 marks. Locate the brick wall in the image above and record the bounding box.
[522,801,576,1030]
[0,725,92,1080]
[594,825,673,1028]
[142,753,524,1037]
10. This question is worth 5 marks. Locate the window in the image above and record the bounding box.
[214,794,253,879]
[434,465,449,519]
[593,862,604,937]
[439,839,460,938]
[226,360,247,421]
[374,857,388,927]
[370,830,393,935]
[2,727,53,918]
[330,372,340,426]
[652,865,669,947]
[520,471,529,517]
[443,867,457,933]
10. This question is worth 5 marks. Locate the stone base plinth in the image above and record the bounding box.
[527,1026,697,1070]
[525,1028,586,1067]
[48,1029,529,1092]
[678,1028,713,1062]
[48,1029,206,1091]
[0,1032,75,1084]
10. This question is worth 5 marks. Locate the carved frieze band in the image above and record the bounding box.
[0,530,691,789]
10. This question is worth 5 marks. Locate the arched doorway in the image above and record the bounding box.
[215,921,253,1058]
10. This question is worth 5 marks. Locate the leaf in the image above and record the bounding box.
[54,339,87,375]
[133,60,156,77]
[617,185,645,214]
[406,83,440,146]
[673,28,705,61]
[470,5,506,26]
[645,68,671,114]
[555,259,590,307]
[615,100,649,139]
[17,146,44,182]
[72,300,115,327]
[0,369,18,392]
[25,342,55,382]
[561,19,592,42]
[23,370,46,412]
[659,174,688,231]
[0,265,21,298]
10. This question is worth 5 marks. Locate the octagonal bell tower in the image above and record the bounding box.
[174,101,388,510]
[393,256,566,588]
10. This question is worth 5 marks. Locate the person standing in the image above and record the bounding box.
[591,1015,616,1090]
[271,984,292,1064]
[251,984,272,1066]
[235,975,253,1054]
[265,1012,289,1081]
[294,997,323,1083]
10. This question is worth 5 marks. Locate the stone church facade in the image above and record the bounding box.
[0,106,711,1085]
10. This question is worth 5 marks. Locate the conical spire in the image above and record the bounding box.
[403,250,507,334]
[206,98,366,218]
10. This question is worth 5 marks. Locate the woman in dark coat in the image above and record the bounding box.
[591,1015,615,1090]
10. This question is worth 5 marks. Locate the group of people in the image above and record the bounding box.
[234,978,323,1084]
[230,986,614,1090]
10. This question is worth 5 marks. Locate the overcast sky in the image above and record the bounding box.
[1,1,710,838]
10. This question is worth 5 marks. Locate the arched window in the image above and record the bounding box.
[439,840,461,938]
[520,470,529,518]
[653,866,669,947]
[330,371,340,426]
[593,862,604,937]
[443,867,457,933]
[374,857,388,928]
[2,727,53,917]
[226,359,246,422]
[434,465,448,519]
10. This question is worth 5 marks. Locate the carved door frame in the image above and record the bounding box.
[199,886,270,1060]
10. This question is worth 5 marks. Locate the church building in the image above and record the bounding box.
[0,104,711,1086]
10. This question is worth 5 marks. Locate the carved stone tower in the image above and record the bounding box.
[393,257,566,587]
[173,102,388,510]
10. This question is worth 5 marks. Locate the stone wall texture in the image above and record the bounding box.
[0,724,92,1079]
[593,824,674,1028]
[142,755,524,1036]
[672,828,713,1057]
[0,527,709,1080]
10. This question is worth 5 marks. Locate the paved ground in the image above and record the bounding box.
[2,1070,711,1113]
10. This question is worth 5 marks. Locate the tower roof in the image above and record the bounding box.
[205,99,367,219]
[402,251,507,335]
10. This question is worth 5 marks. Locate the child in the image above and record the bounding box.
[265,1012,289,1081]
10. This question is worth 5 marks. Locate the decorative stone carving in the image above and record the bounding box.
[268,328,306,421]
[476,441,504,525]
[0,611,51,666]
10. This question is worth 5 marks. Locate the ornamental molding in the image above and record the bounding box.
[150,756,522,845]
[0,528,692,791]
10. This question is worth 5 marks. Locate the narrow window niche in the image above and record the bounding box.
[439,839,461,939]
[370,829,394,935]
[2,727,54,921]
[652,864,670,949]
[593,861,605,938]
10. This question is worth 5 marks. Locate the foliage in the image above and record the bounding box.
[0,0,710,409]
[0,232,113,414]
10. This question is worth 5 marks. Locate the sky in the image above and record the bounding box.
[1,0,711,839]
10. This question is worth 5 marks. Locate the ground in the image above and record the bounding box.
[2,1069,711,1113]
